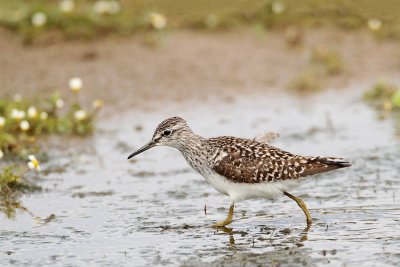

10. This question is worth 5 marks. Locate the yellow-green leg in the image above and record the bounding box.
[284,192,313,225]
[213,203,234,227]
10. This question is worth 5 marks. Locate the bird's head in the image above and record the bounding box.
[127,116,193,159]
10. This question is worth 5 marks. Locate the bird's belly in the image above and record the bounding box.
[204,173,302,202]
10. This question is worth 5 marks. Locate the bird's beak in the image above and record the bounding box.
[127,140,155,159]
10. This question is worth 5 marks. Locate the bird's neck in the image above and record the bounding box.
[178,134,209,173]
[178,133,205,154]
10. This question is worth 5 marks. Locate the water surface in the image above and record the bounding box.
[1,89,400,266]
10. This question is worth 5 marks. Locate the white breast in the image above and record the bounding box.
[203,172,302,203]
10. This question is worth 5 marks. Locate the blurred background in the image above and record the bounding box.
[1,1,400,266]
[1,0,400,108]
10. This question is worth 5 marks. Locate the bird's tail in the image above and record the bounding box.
[302,156,351,176]
[317,157,352,168]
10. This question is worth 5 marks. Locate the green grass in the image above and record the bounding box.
[1,0,400,42]
[364,80,400,110]
[0,91,100,157]
[0,81,102,218]
[0,165,42,218]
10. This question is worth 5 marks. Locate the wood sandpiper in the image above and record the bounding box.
[127,117,351,227]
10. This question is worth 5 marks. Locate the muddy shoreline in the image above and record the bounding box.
[1,27,400,114]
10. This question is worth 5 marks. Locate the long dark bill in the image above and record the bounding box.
[127,140,155,159]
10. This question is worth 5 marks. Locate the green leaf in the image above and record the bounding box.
[391,90,400,107]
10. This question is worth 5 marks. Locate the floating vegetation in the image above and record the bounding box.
[363,80,400,111]
[0,77,103,218]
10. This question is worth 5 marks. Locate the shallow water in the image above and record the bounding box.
[1,89,400,266]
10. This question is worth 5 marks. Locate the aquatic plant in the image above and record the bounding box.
[0,161,41,218]
[0,78,103,157]
[0,77,103,217]
[364,80,400,110]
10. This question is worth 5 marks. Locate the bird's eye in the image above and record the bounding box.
[163,130,171,136]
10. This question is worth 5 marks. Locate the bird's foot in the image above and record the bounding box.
[212,220,231,228]
[212,203,234,228]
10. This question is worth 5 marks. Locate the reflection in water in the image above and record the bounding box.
[213,223,311,255]
[199,224,315,266]
[206,245,315,267]
[301,224,311,241]
[213,226,239,249]
[212,226,237,251]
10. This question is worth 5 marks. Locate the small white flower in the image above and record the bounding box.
[93,0,121,15]
[20,120,30,131]
[40,111,48,120]
[271,1,286,14]
[59,0,75,13]
[150,12,167,30]
[0,116,5,128]
[10,109,25,120]
[368,18,382,31]
[27,106,38,118]
[10,109,19,119]
[28,155,41,171]
[0,149,4,160]
[13,94,22,102]
[31,12,47,28]
[55,99,64,109]
[93,1,108,15]
[69,77,83,92]
[74,110,87,121]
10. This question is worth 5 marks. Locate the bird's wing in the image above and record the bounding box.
[209,137,349,183]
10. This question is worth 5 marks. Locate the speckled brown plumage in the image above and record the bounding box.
[207,136,350,184]
[128,116,351,185]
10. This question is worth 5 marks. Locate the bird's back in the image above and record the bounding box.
[206,136,350,184]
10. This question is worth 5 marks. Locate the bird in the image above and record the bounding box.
[127,117,351,227]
